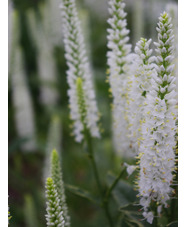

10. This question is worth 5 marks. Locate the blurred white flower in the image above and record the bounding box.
[107,0,134,157]
[11,42,36,151]
[124,163,137,176]
[142,211,154,224]
[27,8,59,107]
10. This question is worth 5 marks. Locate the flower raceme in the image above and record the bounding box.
[50,150,70,227]
[166,2,178,93]
[45,177,65,227]
[43,116,62,183]
[107,0,133,157]
[60,0,100,142]
[128,38,155,152]
[136,12,177,223]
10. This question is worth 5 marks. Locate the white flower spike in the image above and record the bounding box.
[137,12,177,223]
[107,0,133,157]
[166,2,178,94]
[128,38,155,152]
[60,0,100,142]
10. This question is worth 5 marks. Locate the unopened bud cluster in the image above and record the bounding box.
[45,177,65,227]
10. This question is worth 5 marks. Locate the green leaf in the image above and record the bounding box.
[166,221,178,227]
[65,184,100,205]
[119,212,144,227]
[107,172,137,206]
[120,203,142,214]
[119,204,145,227]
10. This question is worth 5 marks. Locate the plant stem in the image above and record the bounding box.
[102,202,114,227]
[85,130,102,195]
[104,168,125,201]
[84,130,114,227]
[153,205,158,227]
[102,168,125,227]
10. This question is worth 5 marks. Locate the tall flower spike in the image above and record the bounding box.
[43,115,62,183]
[166,2,178,94]
[10,11,36,151]
[11,47,36,151]
[128,38,154,151]
[45,177,65,227]
[50,149,70,227]
[60,0,100,142]
[107,0,133,156]
[137,12,177,224]
[27,8,59,108]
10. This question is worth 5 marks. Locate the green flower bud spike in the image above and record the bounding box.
[51,150,70,227]
[45,177,65,227]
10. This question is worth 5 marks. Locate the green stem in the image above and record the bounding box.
[102,168,125,227]
[85,130,102,195]
[153,205,158,227]
[170,198,176,221]
[170,176,178,222]
[154,217,158,227]
[84,130,113,227]
[104,168,125,201]
[102,202,114,227]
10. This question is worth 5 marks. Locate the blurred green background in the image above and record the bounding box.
[8,0,178,226]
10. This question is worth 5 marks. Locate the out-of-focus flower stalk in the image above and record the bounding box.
[107,0,133,157]
[11,12,36,151]
[27,8,59,108]
[24,195,39,227]
[12,44,37,151]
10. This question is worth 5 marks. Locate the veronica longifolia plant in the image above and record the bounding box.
[59,0,100,142]
[135,12,177,223]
